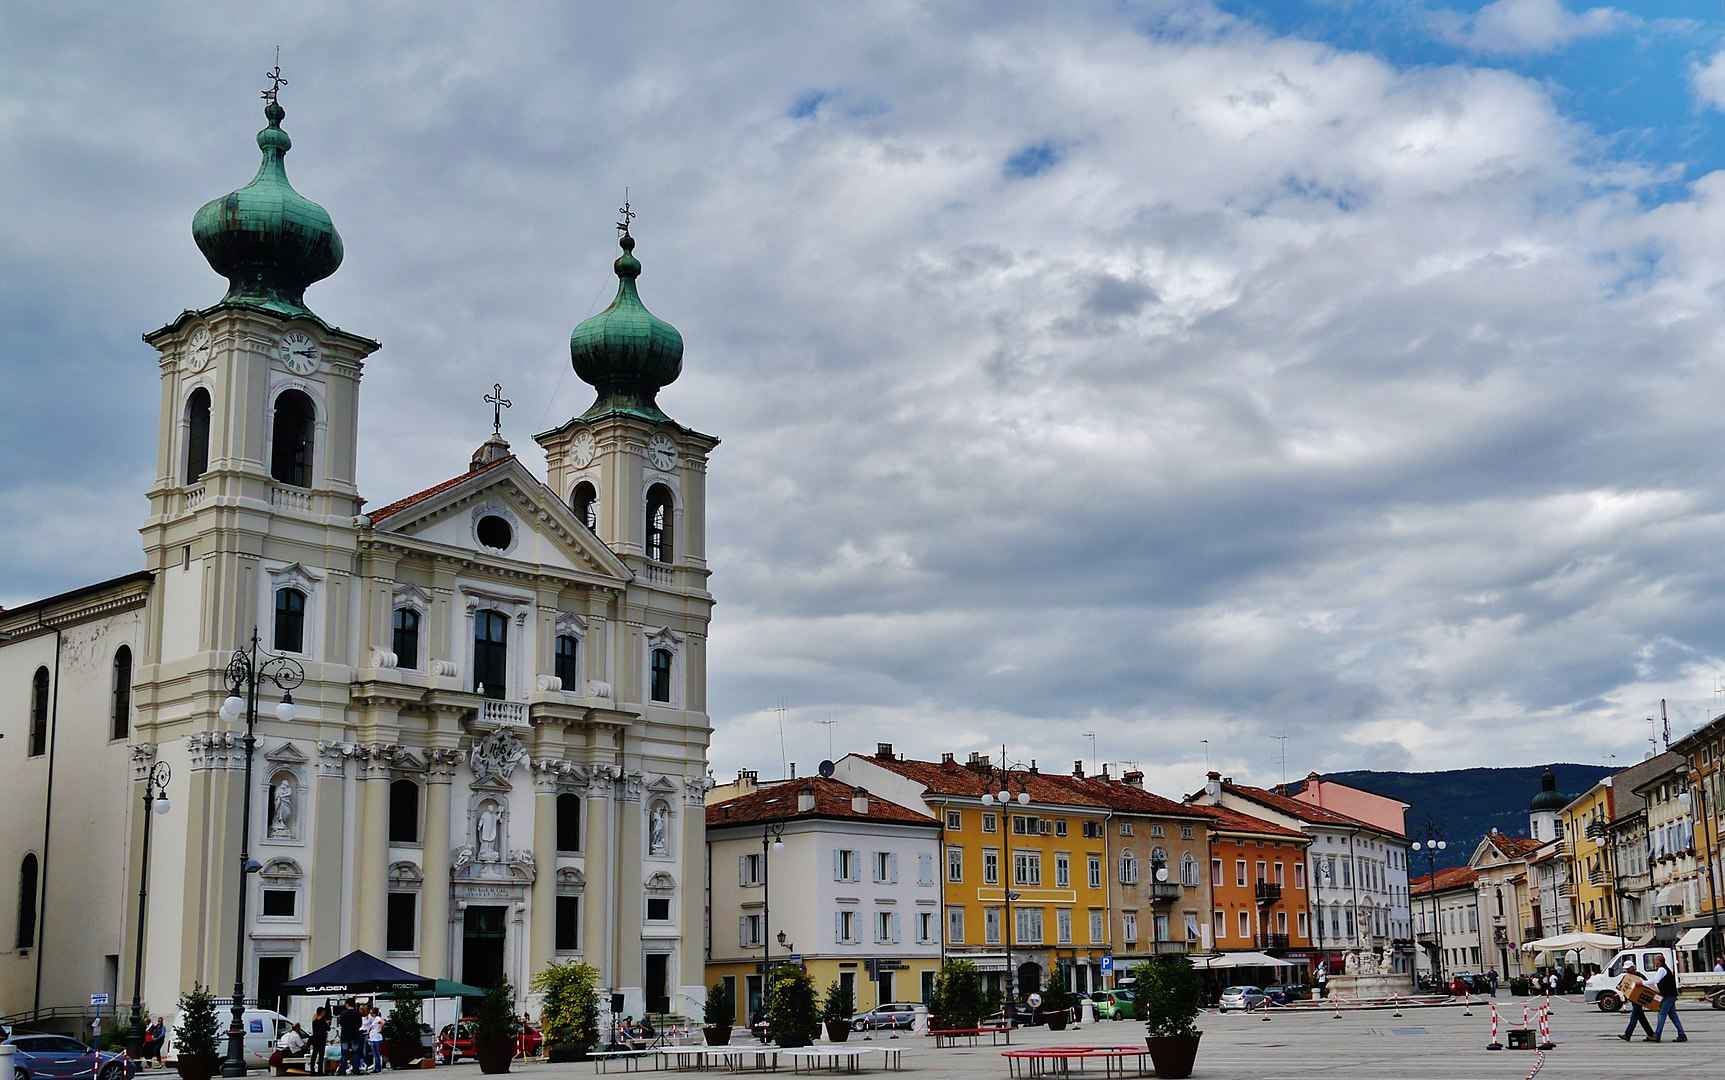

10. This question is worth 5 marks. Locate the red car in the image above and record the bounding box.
[436,1021,542,1062]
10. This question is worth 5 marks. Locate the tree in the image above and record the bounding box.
[931,959,985,1027]
[530,961,601,1058]
[173,982,221,1077]
[822,979,855,1023]
[703,981,735,1028]
[765,966,820,1048]
[1136,957,1201,1039]
[1040,962,1073,1019]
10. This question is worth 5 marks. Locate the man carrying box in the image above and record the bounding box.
[1648,954,1687,1043]
[1617,960,1656,1042]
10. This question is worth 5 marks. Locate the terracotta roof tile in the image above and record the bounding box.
[366,454,514,523]
[1184,802,1308,840]
[1410,866,1478,893]
[1486,833,1542,858]
[1222,782,1403,836]
[707,778,939,828]
[1046,775,1211,819]
[864,756,1113,808]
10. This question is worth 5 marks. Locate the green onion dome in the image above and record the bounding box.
[192,100,343,315]
[1529,766,1568,812]
[570,233,684,421]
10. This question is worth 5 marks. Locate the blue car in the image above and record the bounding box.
[5,1034,133,1080]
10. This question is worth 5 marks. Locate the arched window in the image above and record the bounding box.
[392,608,420,669]
[556,792,582,852]
[554,635,579,688]
[571,481,598,532]
[111,646,133,740]
[645,484,673,563]
[184,387,211,485]
[16,853,39,949]
[274,587,306,653]
[29,666,49,757]
[270,389,315,488]
[1181,852,1199,887]
[389,779,420,844]
[650,648,673,704]
[1119,850,1138,885]
[473,610,508,699]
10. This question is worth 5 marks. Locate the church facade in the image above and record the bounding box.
[0,90,715,1023]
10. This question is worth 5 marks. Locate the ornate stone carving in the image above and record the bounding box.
[188,730,240,770]
[532,757,588,793]
[555,866,586,893]
[644,870,676,892]
[268,775,297,838]
[358,742,402,780]
[317,739,357,777]
[649,802,670,856]
[368,647,399,668]
[684,776,709,806]
[425,747,463,783]
[586,680,613,700]
[587,763,619,799]
[129,742,159,781]
[388,860,424,886]
[619,770,645,802]
[469,728,528,786]
[430,659,458,678]
[536,674,563,693]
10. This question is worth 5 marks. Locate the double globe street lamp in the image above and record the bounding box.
[1415,828,1448,988]
[984,755,1034,1022]
[218,630,304,1079]
[128,762,173,1059]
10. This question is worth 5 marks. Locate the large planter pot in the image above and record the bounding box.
[1046,1013,1068,1032]
[386,1040,419,1069]
[547,1044,588,1063]
[475,1038,515,1074]
[1145,1033,1202,1080]
[176,1056,217,1080]
[702,1025,732,1046]
[824,1020,852,1043]
[775,1032,811,1050]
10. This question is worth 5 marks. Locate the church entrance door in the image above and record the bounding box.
[644,953,670,1015]
[462,905,508,989]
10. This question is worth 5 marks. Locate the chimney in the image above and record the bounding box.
[738,769,758,793]
[1029,759,1039,775]
[941,752,955,766]
[875,743,894,761]
[851,787,870,815]
[1123,770,1144,789]
[797,785,816,814]
[1101,764,1111,780]
[966,752,990,773]
[1222,776,1233,786]
[1073,760,1085,779]
[1205,771,1222,800]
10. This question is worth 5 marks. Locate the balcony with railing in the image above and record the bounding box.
[640,562,675,586]
[1555,882,1576,899]
[477,698,529,729]
[1260,933,1291,953]
[1588,867,1608,888]
[1590,916,1614,933]
[1149,882,1183,902]
[1254,882,1282,906]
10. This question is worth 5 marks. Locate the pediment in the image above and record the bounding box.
[645,775,679,795]
[369,458,630,584]
[264,742,308,765]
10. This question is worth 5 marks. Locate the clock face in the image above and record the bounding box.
[571,431,596,469]
[647,434,677,471]
[280,330,319,375]
[183,326,213,372]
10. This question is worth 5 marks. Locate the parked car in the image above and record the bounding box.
[5,1034,135,1080]
[1217,986,1267,1012]
[437,1019,543,1061]
[163,1007,293,1068]
[850,1003,924,1031]
[1087,990,1135,1020]
[1263,986,1302,1005]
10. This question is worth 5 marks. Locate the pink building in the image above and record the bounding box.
[1285,773,1409,837]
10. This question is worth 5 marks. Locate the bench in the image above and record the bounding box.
[930,1026,1012,1048]
[782,1046,903,1073]
[1001,1046,1151,1079]
[589,1048,659,1073]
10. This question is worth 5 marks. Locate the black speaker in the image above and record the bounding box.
[612,993,625,1014]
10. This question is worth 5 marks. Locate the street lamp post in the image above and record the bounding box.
[128,762,173,1058]
[1415,826,1448,988]
[219,630,303,1079]
[762,823,786,973]
[986,752,1033,1022]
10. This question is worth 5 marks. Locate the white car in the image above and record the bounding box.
[162,1007,295,1068]
[1217,986,1266,1013]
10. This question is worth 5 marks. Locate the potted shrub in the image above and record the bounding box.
[932,959,984,1031]
[173,982,221,1080]
[1138,957,1203,1079]
[472,979,522,1074]
[1040,966,1073,1031]
[766,966,820,1048]
[382,992,424,1069]
[702,981,735,1046]
[531,960,601,1063]
[1510,976,1531,997]
[821,980,854,1043]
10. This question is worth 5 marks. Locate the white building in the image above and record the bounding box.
[1411,866,1483,982]
[1,91,717,1022]
[704,778,943,1023]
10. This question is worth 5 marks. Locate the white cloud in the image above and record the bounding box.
[1693,48,1725,112]
[1430,0,1635,55]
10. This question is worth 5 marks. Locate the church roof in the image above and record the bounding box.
[570,230,684,424]
[707,778,938,829]
[364,454,514,524]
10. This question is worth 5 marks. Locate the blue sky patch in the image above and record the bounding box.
[788,89,832,120]
[1004,140,1063,179]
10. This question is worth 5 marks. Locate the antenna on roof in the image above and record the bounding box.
[1201,738,1210,772]
[813,715,838,760]
[774,701,789,780]
[1083,732,1097,780]
[1270,732,1288,790]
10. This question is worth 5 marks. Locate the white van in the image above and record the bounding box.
[1583,948,1725,1011]
[162,1008,295,1068]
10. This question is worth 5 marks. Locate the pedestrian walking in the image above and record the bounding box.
[366,1005,386,1072]
[1546,971,1558,996]
[1648,955,1687,1043]
[337,999,364,1075]
[1617,959,1655,1041]
[308,1006,329,1076]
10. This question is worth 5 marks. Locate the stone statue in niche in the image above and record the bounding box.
[649,802,669,856]
[478,801,502,862]
[269,778,295,838]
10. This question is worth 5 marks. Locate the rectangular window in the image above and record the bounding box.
[1298,912,1309,939]
[1212,858,1222,886]
[1014,851,1042,886]
[982,813,997,833]
[947,907,965,944]
[1089,909,1104,943]
[1119,822,1134,837]
[1055,852,1070,888]
[1236,860,1246,887]
[741,914,763,947]
[1054,820,1068,837]
[386,892,416,953]
[1082,821,1101,839]
[838,910,858,944]
[1181,825,1195,840]
[1153,913,1169,942]
[393,609,421,669]
[1016,907,1044,945]
[1256,860,1266,884]
[1149,823,1165,838]
[1057,908,1073,944]
[262,889,296,918]
[946,810,962,831]
[985,907,1002,945]
[1185,912,1201,943]
[554,895,579,951]
[1295,862,1307,889]
[875,911,893,943]
[918,853,934,885]
[1276,910,1288,934]
[1239,910,1251,940]
[1273,862,1284,886]
[947,847,963,883]
[1213,910,1226,940]
[834,849,859,881]
[874,851,892,882]
[740,852,764,886]
[1088,855,1102,889]
[915,911,935,943]
[646,897,671,922]
[1342,861,1352,887]
[984,848,1000,885]
[1123,911,1138,943]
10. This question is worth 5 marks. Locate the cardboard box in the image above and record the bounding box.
[1617,973,1659,1009]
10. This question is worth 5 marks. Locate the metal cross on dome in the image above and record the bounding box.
[485,382,512,436]
[261,46,288,106]
[617,189,636,238]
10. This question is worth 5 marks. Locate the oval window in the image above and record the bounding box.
[476,515,513,550]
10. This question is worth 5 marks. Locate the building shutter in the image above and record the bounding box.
[739,855,748,885]
[835,912,843,943]
[834,850,843,880]
[889,853,899,883]
[892,913,901,944]
[739,916,749,946]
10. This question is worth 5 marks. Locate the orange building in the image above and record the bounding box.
[1195,804,1314,958]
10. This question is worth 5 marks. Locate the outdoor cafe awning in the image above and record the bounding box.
[1519,932,1623,959]
[1192,951,1300,970]
[1676,927,1714,952]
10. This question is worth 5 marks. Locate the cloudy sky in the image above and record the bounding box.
[6,0,1725,795]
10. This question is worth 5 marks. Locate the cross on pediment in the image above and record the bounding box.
[485,382,512,436]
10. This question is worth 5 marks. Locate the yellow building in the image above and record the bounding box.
[1672,715,1725,966]
[705,777,943,1023]
[838,748,1114,999]
[1560,781,1616,934]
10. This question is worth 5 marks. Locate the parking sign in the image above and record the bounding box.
[1100,956,1113,974]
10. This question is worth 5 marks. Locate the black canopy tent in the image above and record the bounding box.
[278,950,435,996]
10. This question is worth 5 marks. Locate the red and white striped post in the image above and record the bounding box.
[1538,1001,1554,1050]
[1487,1001,1503,1050]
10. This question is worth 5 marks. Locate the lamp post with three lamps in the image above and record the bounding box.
[1414,826,1447,988]
[983,750,1034,1022]
[218,630,304,1079]
[127,762,173,1059]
